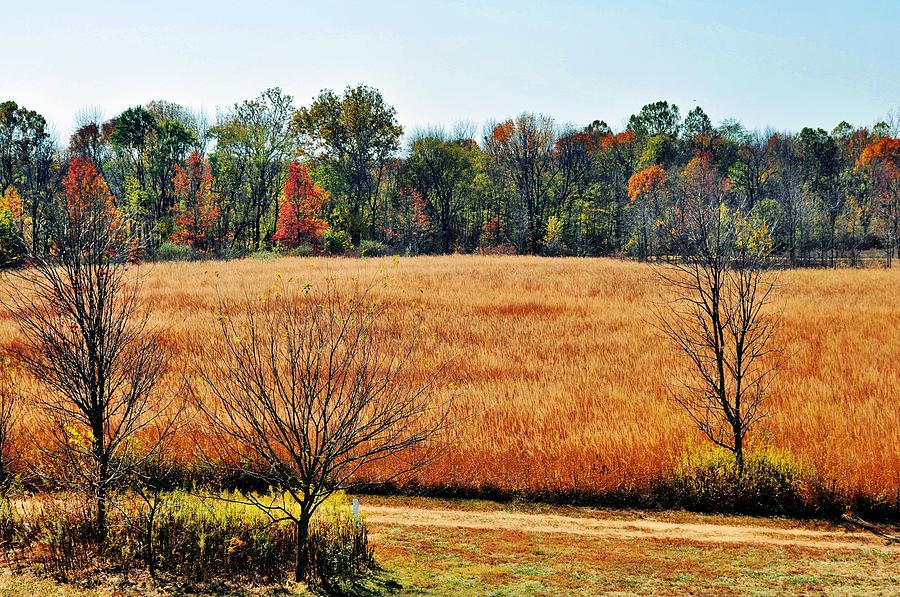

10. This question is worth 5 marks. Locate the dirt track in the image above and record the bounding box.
[364,504,900,552]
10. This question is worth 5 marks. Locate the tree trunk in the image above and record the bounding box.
[733,427,744,477]
[294,511,311,582]
[146,506,157,577]
[350,198,362,247]
[94,434,109,542]
[96,485,108,541]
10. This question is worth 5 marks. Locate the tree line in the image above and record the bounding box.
[1,88,898,266]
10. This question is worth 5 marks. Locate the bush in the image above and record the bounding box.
[359,240,388,257]
[219,244,248,260]
[137,491,293,582]
[478,242,518,256]
[249,249,280,260]
[322,229,353,255]
[293,243,314,257]
[673,445,811,515]
[155,242,197,262]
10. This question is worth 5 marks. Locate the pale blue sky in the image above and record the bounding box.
[2,0,898,139]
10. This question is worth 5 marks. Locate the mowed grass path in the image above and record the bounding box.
[367,498,899,596]
[1,256,898,499]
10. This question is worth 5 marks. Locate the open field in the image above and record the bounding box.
[1,495,898,596]
[1,255,899,509]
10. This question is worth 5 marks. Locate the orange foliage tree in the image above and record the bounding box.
[272,162,329,251]
[627,164,666,201]
[627,164,667,260]
[856,137,900,265]
[394,187,432,253]
[172,151,219,251]
[599,130,636,152]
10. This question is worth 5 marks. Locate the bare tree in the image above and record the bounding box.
[199,276,449,582]
[657,156,780,475]
[6,157,168,539]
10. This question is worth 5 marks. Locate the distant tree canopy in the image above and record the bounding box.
[1,92,898,265]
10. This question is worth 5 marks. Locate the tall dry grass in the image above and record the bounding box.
[1,256,897,504]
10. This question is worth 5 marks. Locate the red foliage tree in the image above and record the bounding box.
[599,130,636,151]
[172,151,219,251]
[272,162,328,250]
[62,156,121,234]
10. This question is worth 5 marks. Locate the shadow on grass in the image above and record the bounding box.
[309,569,404,597]
[124,569,403,597]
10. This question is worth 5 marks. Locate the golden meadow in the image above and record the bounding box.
[2,256,898,505]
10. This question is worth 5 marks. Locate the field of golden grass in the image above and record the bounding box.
[2,256,898,503]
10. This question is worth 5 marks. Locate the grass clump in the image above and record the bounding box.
[673,445,812,515]
[359,240,388,257]
[154,242,198,262]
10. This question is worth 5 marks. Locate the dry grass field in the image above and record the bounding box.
[1,255,898,507]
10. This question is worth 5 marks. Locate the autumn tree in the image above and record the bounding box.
[70,107,114,177]
[554,128,599,203]
[200,277,449,582]
[0,188,26,267]
[767,133,806,264]
[172,151,220,251]
[627,164,667,260]
[658,155,780,475]
[591,129,639,250]
[293,85,403,246]
[272,161,329,250]
[0,101,51,196]
[856,136,900,265]
[729,131,776,211]
[391,187,433,254]
[111,106,158,192]
[148,119,197,219]
[147,100,211,155]
[8,156,168,539]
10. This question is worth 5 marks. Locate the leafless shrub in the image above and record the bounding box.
[199,274,451,581]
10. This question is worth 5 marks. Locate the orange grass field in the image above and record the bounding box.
[1,256,898,503]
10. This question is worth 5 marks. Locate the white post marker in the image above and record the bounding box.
[352,498,359,521]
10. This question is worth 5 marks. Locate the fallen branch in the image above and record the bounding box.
[842,513,900,544]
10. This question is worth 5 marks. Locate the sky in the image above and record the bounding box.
[2,0,898,142]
